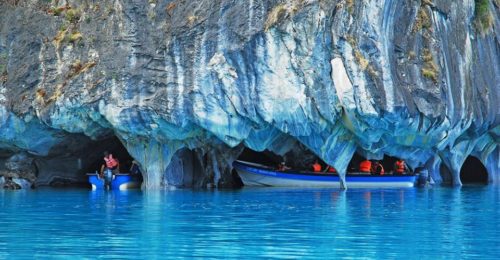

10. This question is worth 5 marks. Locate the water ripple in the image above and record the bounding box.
[0,187,499,258]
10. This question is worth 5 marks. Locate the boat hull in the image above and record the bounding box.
[234,161,416,188]
[88,174,142,190]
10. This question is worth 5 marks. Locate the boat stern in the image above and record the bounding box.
[88,174,104,190]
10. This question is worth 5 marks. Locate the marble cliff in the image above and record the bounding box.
[0,0,498,189]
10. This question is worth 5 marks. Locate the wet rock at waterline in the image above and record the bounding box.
[0,153,36,189]
[0,1,498,189]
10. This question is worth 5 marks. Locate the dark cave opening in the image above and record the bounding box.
[47,135,140,188]
[80,136,136,176]
[237,148,283,167]
[236,145,324,172]
[347,153,365,172]
[460,156,488,185]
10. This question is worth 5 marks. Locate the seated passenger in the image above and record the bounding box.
[277,161,290,171]
[312,160,322,172]
[100,151,120,176]
[129,160,141,175]
[394,159,408,174]
[372,161,385,175]
[326,165,337,173]
[359,159,372,173]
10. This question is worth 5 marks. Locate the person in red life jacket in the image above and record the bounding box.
[326,165,337,174]
[100,151,120,177]
[312,160,322,172]
[372,161,385,175]
[359,159,372,173]
[394,159,408,174]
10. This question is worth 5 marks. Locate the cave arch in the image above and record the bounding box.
[439,163,453,185]
[33,135,140,187]
[460,156,488,185]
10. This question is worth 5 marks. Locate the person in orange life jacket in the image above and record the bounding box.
[372,161,385,175]
[394,159,408,174]
[325,165,337,173]
[359,159,372,173]
[312,160,322,172]
[100,151,120,177]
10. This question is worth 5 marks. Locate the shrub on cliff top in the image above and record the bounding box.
[474,0,494,33]
[65,9,81,23]
[264,4,288,31]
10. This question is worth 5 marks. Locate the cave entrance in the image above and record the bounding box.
[460,156,488,185]
[80,136,136,176]
[237,148,283,167]
[235,148,283,186]
[237,144,323,171]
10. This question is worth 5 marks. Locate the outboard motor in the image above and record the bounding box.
[104,168,114,190]
[417,169,429,187]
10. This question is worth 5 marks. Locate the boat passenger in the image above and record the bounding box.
[100,151,120,176]
[130,160,141,175]
[277,161,290,171]
[359,159,372,173]
[394,159,408,174]
[312,160,322,172]
[326,165,337,173]
[372,161,385,175]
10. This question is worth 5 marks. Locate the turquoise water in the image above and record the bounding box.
[0,186,499,258]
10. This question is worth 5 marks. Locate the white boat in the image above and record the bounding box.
[234,160,417,188]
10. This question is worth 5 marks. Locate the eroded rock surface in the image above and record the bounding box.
[0,0,498,188]
[0,153,36,189]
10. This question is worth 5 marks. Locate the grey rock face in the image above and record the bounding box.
[0,0,498,189]
[0,153,36,189]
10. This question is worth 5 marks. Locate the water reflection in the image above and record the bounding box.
[0,186,499,258]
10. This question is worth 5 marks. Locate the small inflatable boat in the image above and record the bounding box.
[87,170,142,190]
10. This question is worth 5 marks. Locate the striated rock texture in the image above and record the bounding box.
[0,0,498,188]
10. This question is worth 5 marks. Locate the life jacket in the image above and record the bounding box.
[395,160,405,174]
[312,163,322,172]
[359,160,372,173]
[327,166,337,173]
[104,154,118,168]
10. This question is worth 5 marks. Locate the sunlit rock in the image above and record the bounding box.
[0,0,497,189]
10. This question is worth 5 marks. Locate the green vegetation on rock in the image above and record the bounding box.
[474,0,494,33]
[421,48,439,82]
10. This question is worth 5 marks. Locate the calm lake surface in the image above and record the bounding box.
[0,186,499,259]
